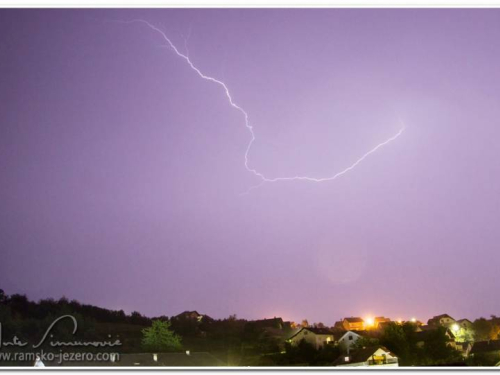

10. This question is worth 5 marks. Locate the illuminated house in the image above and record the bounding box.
[287,327,335,350]
[457,319,474,330]
[342,317,365,331]
[334,346,399,367]
[374,317,391,329]
[427,314,475,343]
[427,314,457,328]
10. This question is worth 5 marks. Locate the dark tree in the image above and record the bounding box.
[280,340,317,365]
[474,318,493,341]
[274,340,340,366]
[421,327,463,365]
[353,336,380,350]
[129,311,150,325]
[381,322,411,363]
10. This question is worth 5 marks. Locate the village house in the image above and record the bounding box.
[457,318,474,331]
[333,346,399,367]
[172,311,207,323]
[337,330,363,352]
[427,315,476,344]
[287,327,335,350]
[415,326,472,356]
[373,317,391,329]
[342,317,365,331]
[427,314,476,340]
[427,314,457,328]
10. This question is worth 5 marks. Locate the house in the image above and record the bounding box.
[415,326,473,356]
[374,317,391,329]
[334,346,398,367]
[426,316,474,343]
[173,311,206,322]
[428,314,457,328]
[342,317,365,331]
[457,319,474,330]
[287,327,335,350]
[337,330,363,352]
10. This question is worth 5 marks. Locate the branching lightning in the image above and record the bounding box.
[116,19,405,193]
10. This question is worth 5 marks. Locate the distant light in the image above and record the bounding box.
[452,324,460,332]
[397,319,403,324]
[186,350,190,356]
[365,317,374,326]
[411,318,417,323]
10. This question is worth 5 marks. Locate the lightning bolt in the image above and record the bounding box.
[114,19,405,193]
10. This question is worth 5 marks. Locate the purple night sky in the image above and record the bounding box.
[1,8,499,325]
